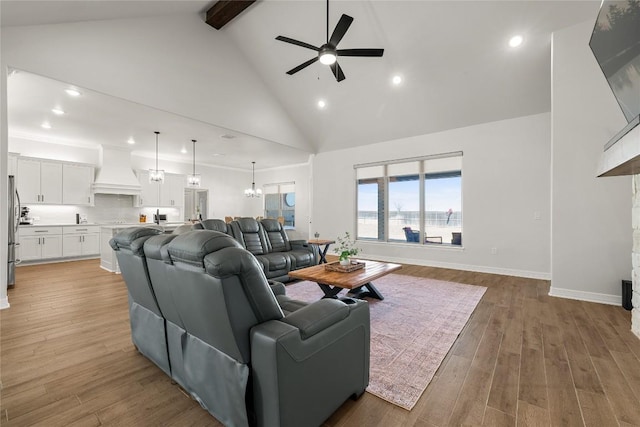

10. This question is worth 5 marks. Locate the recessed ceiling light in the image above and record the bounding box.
[65,88,81,97]
[127,138,135,145]
[392,75,402,85]
[51,108,65,115]
[508,35,524,48]
[41,122,51,129]
[317,100,326,109]
[181,147,187,154]
[220,134,235,139]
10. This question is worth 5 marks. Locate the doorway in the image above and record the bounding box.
[184,188,208,221]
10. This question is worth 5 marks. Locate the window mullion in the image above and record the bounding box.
[419,161,425,246]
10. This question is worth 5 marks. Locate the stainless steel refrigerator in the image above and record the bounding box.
[7,175,20,287]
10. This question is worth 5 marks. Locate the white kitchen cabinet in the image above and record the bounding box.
[62,226,100,257]
[8,153,18,177]
[160,174,185,208]
[63,163,94,205]
[137,170,160,207]
[136,171,184,208]
[17,158,63,204]
[19,227,63,261]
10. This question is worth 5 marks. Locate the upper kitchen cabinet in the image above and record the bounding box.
[161,173,185,208]
[63,163,95,205]
[136,171,184,208]
[8,153,18,176]
[17,157,63,204]
[136,170,159,207]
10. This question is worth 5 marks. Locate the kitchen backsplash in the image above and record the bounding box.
[23,194,182,225]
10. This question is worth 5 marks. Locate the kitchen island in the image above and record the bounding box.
[99,222,187,273]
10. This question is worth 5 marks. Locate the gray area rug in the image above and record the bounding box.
[284,273,487,410]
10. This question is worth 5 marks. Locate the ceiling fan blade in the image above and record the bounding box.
[329,14,354,46]
[337,48,384,57]
[330,62,346,82]
[275,36,320,52]
[286,57,319,75]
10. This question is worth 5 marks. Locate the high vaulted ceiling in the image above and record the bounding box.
[1,0,600,169]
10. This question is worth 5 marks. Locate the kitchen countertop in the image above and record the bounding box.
[19,223,100,227]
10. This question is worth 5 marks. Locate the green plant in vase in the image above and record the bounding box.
[334,231,360,265]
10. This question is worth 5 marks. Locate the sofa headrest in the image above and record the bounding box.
[167,230,241,268]
[235,217,260,233]
[172,224,195,235]
[144,234,178,261]
[260,218,281,232]
[109,226,163,256]
[204,246,284,322]
[200,219,229,233]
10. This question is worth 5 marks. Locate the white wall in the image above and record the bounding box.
[1,15,310,152]
[1,59,10,309]
[550,20,631,304]
[313,113,552,279]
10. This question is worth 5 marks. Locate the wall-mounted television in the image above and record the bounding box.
[589,0,640,133]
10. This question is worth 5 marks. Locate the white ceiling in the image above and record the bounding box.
[1,0,601,168]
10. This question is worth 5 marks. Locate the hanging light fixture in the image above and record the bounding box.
[244,161,262,197]
[149,131,165,183]
[187,139,201,187]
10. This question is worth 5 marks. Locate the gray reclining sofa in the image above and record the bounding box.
[111,227,370,427]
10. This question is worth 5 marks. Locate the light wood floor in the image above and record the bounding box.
[1,259,639,426]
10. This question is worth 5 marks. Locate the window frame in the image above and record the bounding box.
[263,181,296,229]
[355,151,462,246]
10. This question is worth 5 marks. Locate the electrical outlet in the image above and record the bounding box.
[491,247,498,255]
[534,211,541,220]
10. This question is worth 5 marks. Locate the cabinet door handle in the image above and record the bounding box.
[41,194,44,202]
[88,196,91,203]
[43,237,45,244]
[35,230,48,233]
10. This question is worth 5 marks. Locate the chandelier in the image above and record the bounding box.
[187,139,201,187]
[149,131,164,183]
[244,161,262,197]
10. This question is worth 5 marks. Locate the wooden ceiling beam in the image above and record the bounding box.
[205,0,256,30]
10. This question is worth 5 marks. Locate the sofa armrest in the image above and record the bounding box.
[250,299,370,427]
[289,239,308,247]
[282,299,348,339]
[268,280,286,296]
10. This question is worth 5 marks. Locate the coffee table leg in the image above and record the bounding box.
[318,244,331,264]
[349,282,384,301]
[318,283,343,298]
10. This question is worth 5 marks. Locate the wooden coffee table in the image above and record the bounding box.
[288,260,402,300]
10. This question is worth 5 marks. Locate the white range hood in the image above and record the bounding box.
[92,145,142,195]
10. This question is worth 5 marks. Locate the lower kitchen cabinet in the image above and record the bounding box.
[19,227,63,261]
[18,225,100,263]
[62,226,100,257]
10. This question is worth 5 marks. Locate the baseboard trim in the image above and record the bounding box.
[360,254,550,280]
[0,296,10,310]
[548,286,621,306]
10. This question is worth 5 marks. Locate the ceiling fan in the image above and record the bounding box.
[275,0,384,82]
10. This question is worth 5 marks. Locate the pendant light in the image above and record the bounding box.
[187,139,201,187]
[149,131,165,183]
[244,161,262,197]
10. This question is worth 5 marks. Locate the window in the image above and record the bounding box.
[356,152,462,245]
[264,182,295,228]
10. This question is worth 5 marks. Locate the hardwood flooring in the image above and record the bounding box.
[1,258,639,426]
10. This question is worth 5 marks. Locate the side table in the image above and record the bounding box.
[307,239,335,264]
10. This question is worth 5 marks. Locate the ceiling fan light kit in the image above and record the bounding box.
[276,0,383,82]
